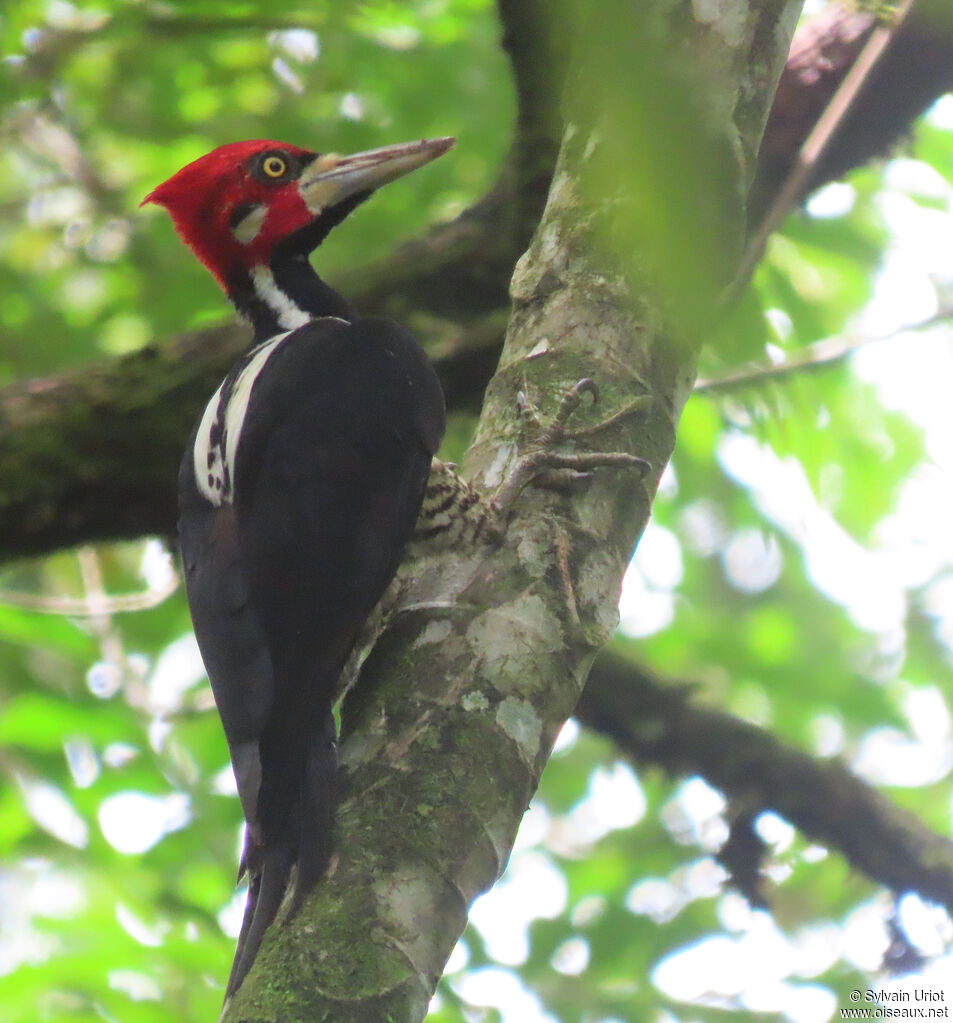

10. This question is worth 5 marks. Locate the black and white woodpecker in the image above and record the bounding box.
[144,136,454,998]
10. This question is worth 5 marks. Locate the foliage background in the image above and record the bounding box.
[1,1,952,1021]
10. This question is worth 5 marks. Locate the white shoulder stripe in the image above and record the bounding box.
[193,379,227,505]
[223,332,289,494]
[191,331,290,506]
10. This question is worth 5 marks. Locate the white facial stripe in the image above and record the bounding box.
[250,265,311,330]
[231,204,267,244]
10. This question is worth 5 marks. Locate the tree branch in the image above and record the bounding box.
[578,651,953,914]
[0,314,509,564]
[749,0,953,225]
[738,0,916,285]
[695,305,953,393]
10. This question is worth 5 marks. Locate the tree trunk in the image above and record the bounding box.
[221,1,800,1019]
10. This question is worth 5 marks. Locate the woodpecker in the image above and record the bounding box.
[144,136,452,998]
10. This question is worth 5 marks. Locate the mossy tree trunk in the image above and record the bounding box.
[221,2,800,1020]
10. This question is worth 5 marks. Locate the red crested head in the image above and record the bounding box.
[143,140,318,289]
[143,136,455,294]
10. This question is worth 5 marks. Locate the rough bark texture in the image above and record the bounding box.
[220,1,798,1019]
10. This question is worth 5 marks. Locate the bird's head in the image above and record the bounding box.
[142,136,454,292]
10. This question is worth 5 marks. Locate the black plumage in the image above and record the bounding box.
[145,136,453,1000]
[178,316,445,995]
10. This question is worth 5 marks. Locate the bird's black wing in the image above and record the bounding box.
[178,453,272,833]
[179,315,445,998]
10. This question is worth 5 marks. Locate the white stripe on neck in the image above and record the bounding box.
[250,264,311,331]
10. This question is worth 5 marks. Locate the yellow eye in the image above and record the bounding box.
[262,155,287,179]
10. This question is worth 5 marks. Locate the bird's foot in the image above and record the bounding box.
[411,379,652,551]
[492,378,652,519]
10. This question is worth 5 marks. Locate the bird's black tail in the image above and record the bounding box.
[224,704,337,1001]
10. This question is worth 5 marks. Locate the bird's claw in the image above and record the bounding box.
[517,377,600,444]
[493,378,652,518]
